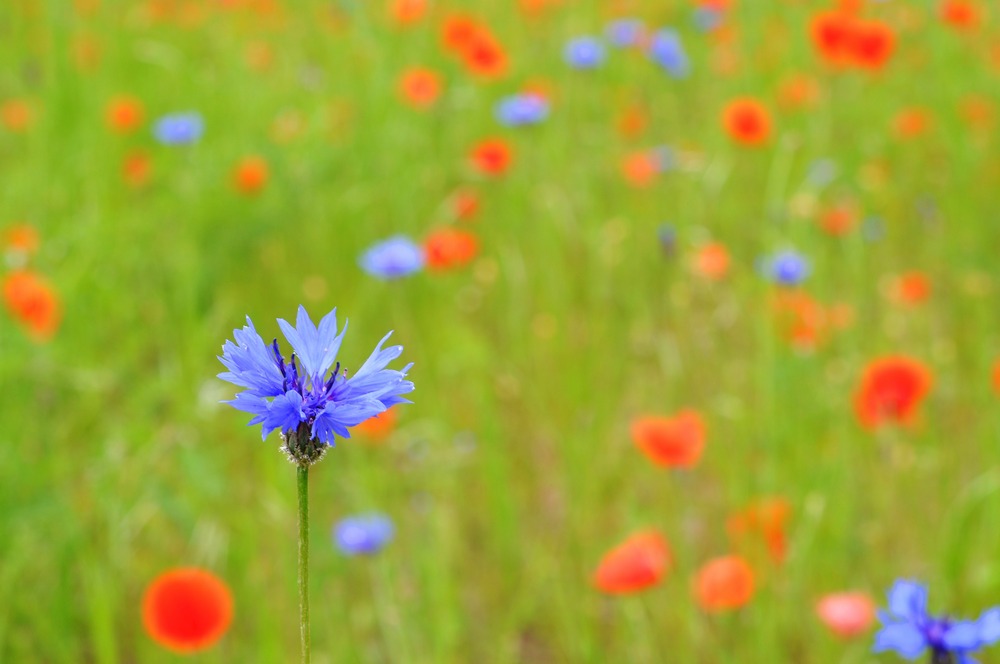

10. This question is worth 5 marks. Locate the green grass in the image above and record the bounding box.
[1,0,1000,661]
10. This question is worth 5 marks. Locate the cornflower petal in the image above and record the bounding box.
[888,580,928,621]
[264,391,306,439]
[217,318,284,396]
[873,622,927,658]
[979,609,1000,645]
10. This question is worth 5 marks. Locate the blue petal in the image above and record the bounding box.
[218,317,285,397]
[873,623,928,659]
[978,608,1000,645]
[945,621,982,651]
[263,391,306,439]
[888,580,929,622]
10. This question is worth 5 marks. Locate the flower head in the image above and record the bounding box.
[154,112,204,145]
[218,306,414,462]
[761,249,811,286]
[854,356,932,430]
[693,555,755,612]
[631,410,706,468]
[334,514,394,555]
[605,18,645,48]
[564,36,605,69]
[648,30,690,78]
[359,236,425,280]
[593,530,671,594]
[874,580,1000,662]
[817,591,877,638]
[494,93,549,127]
[142,568,233,653]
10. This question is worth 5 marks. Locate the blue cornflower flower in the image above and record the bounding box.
[334,514,394,555]
[648,29,690,78]
[761,250,811,286]
[495,94,549,127]
[605,18,644,48]
[218,306,414,462]
[564,36,606,69]
[359,236,425,280]
[153,112,204,145]
[874,579,1000,663]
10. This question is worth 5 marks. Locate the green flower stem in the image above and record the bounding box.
[298,464,310,664]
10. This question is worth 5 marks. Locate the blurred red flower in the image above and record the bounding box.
[693,555,755,612]
[3,270,61,340]
[941,0,981,30]
[631,410,706,469]
[854,356,932,429]
[389,0,426,24]
[593,530,671,594]
[692,242,730,280]
[722,98,772,146]
[424,229,478,271]
[816,592,877,638]
[849,20,895,70]
[399,67,442,109]
[470,138,512,176]
[142,568,233,653]
[105,96,144,134]
[727,497,791,564]
[354,406,398,441]
[233,156,269,195]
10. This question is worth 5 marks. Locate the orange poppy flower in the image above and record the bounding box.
[854,356,932,429]
[621,152,659,188]
[593,530,671,594]
[886,271,931,305]
[941,0,981,29]
[461,34,508,78]
[450,189,479,221]
[398,67,442,109]
[143,568,233,653]
[892,108,932,139]
[810,11,856,66]
[692,242,730,280]
[2,224,39,257]
[818,203,858,236]
[727,497,790,563]
[992,359,1000,394]
[105,96,144,134]
[693,555,755,612]
[424,229,478,271]
[441,14,481,52]
[3,270,61,340]
[1,99,34,132]
[849,20,895,70]
[631,410,706,469]
[232,156,268,194]
[722,98,772,146]
[354,406,397,441]
[123,151,152,187]
[470,138,512,176]
[616,103,649,138]
[816,592,876,638]
[389,0,426,24]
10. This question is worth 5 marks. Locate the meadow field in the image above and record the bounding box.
[2,0,1000,662]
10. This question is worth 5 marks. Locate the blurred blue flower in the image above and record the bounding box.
[153,112,204,145]
[658,224,676,256]
[761,250,811,286]
[334,514,394,555]
[564,36,606,69]
[874,580,1000,663]
[648,30,690,78]
[218,306,414,446]
[360,236,425,280]
[495,94,549,127]
[605,18,644,47]
[693,6,724,32]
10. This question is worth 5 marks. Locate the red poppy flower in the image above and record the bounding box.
[1,99,34,132]
[398,67,442,109]
[692,242,730,280]
[941,0,981,29]
[450,188,479,221]
[992,359,1000,395]
[818,203,858,236]
[593,530,671,594]
[424,229,478,271]
[849,20,895,70]
[778,74,821,110]
[3,270,61,340]
[616,104,649,138]
[143,568,233,653]
[389,0,426,25]
[105,96,144,133]
[810,11,856,66]
[854,356,932,429]
[621,152,658,188]
[470,138,512,176]
[354,406,398,441]
[722,98,772,146]
[727,497,791,563]
[816,592,876,638]
[631,410,706,469]
[886,271,931,305]
[441,15,481,52]
[461,34,508,78]
[693,555,755,611]
[232,156,268,195]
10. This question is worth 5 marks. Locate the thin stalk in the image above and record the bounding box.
[298,464,310,664]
